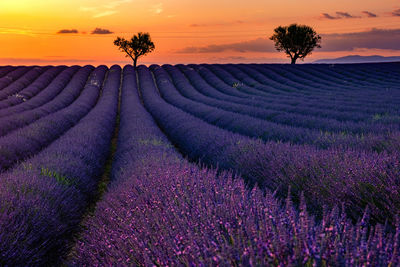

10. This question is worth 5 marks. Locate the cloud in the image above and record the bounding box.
[391,9,400,16]
[150,3,163,14]
[336,11,359,18]
[80,0,132,18]
[57,29,78,34]
[0,27,36,36]
[321,11,362,20]
[176,28,400,54]
[176,38,274,53]
[91,28,114,34]
[93,10,117,18]
[321,28,400,51]
[320,13,338,19]
[362,11,377,17]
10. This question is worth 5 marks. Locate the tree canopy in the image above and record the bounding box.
[114,32,155,67]
[270,24,321,64]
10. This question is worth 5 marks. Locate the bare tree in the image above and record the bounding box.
[270,24,321,64]
[114,32,155,67]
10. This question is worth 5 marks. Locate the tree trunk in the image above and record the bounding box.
[133,57,138,68]
[291,54,299,64]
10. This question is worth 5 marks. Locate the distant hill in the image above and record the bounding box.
[314,55,400,64]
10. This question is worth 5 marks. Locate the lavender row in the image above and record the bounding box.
[258,64,400,105]
[152,65,400,153]
[258,64,392,92]
[280,64,399,89]
[0,66,81,118]
[0,66,33,91]
[214,64,400,114]
[174,64,398,134]
[0,66,48,101]
[240,64,400,104]
[72,65,399,265]
[0,66,65,109]
[0,66,15,79]
[138,65,400,224]
[152,64,320,145]
[0,66,91,137]
[211,63,399,112]
[259,63,399,92]
[194,64,371,122]
[199,64,400,124]
[0,65,120,265]
[73,162,400,266]
[0,66,105,172]
[197,64,389,122]
[109,66,179,183]
[328,63,400,86]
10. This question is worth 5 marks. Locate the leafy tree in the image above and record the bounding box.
[270,24,321,64]
[114,32,155,67]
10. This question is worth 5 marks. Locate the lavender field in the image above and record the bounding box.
[0,63,399,266]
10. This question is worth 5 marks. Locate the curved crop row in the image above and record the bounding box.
[213,64,400,114]
[0,66,81,118]
[71,65,399,266]
[0,66,106,172]
[0,66,33,91]
[195,64,375,122]
[153,65,400,153]
[0,66,92,137]
[138,65,400,225]
[0,66,65,109]
[151,64,320,145]
[0,66,48,101]
[175,64,398,134]
[0,66,16,79]
[0,65,120,265]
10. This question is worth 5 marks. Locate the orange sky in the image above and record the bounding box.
[0,0,399,65]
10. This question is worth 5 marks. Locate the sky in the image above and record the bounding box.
[0,0,399,65]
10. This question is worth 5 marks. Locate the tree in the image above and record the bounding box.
[270,24,321,64]
[114,32,155,67]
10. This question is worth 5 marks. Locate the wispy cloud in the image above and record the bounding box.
[150,3,163,15]
[320,13,338,20]
[321,11,363,20]
[322,28,400,51]
[57,29,78,34]
[0,27,36,36]
[91,28,114,34]
[176,28,400,54]
[93,10,118,18]
[391,9,400,16]
[80,0,132,18]
[336,11,359,18]
[176,38,274,53]
[362,11,377,18]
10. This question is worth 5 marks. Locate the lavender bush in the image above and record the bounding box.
[0,66,32,90]
[0,66,65,109]
[0,66,81,118]
[0,66,48,101]
[138,65,400,224]
[71,66,399,266]
[0,65,120,265]
[0,66,105,172]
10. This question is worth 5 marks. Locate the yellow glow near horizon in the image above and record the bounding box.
[0,0,399,65]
